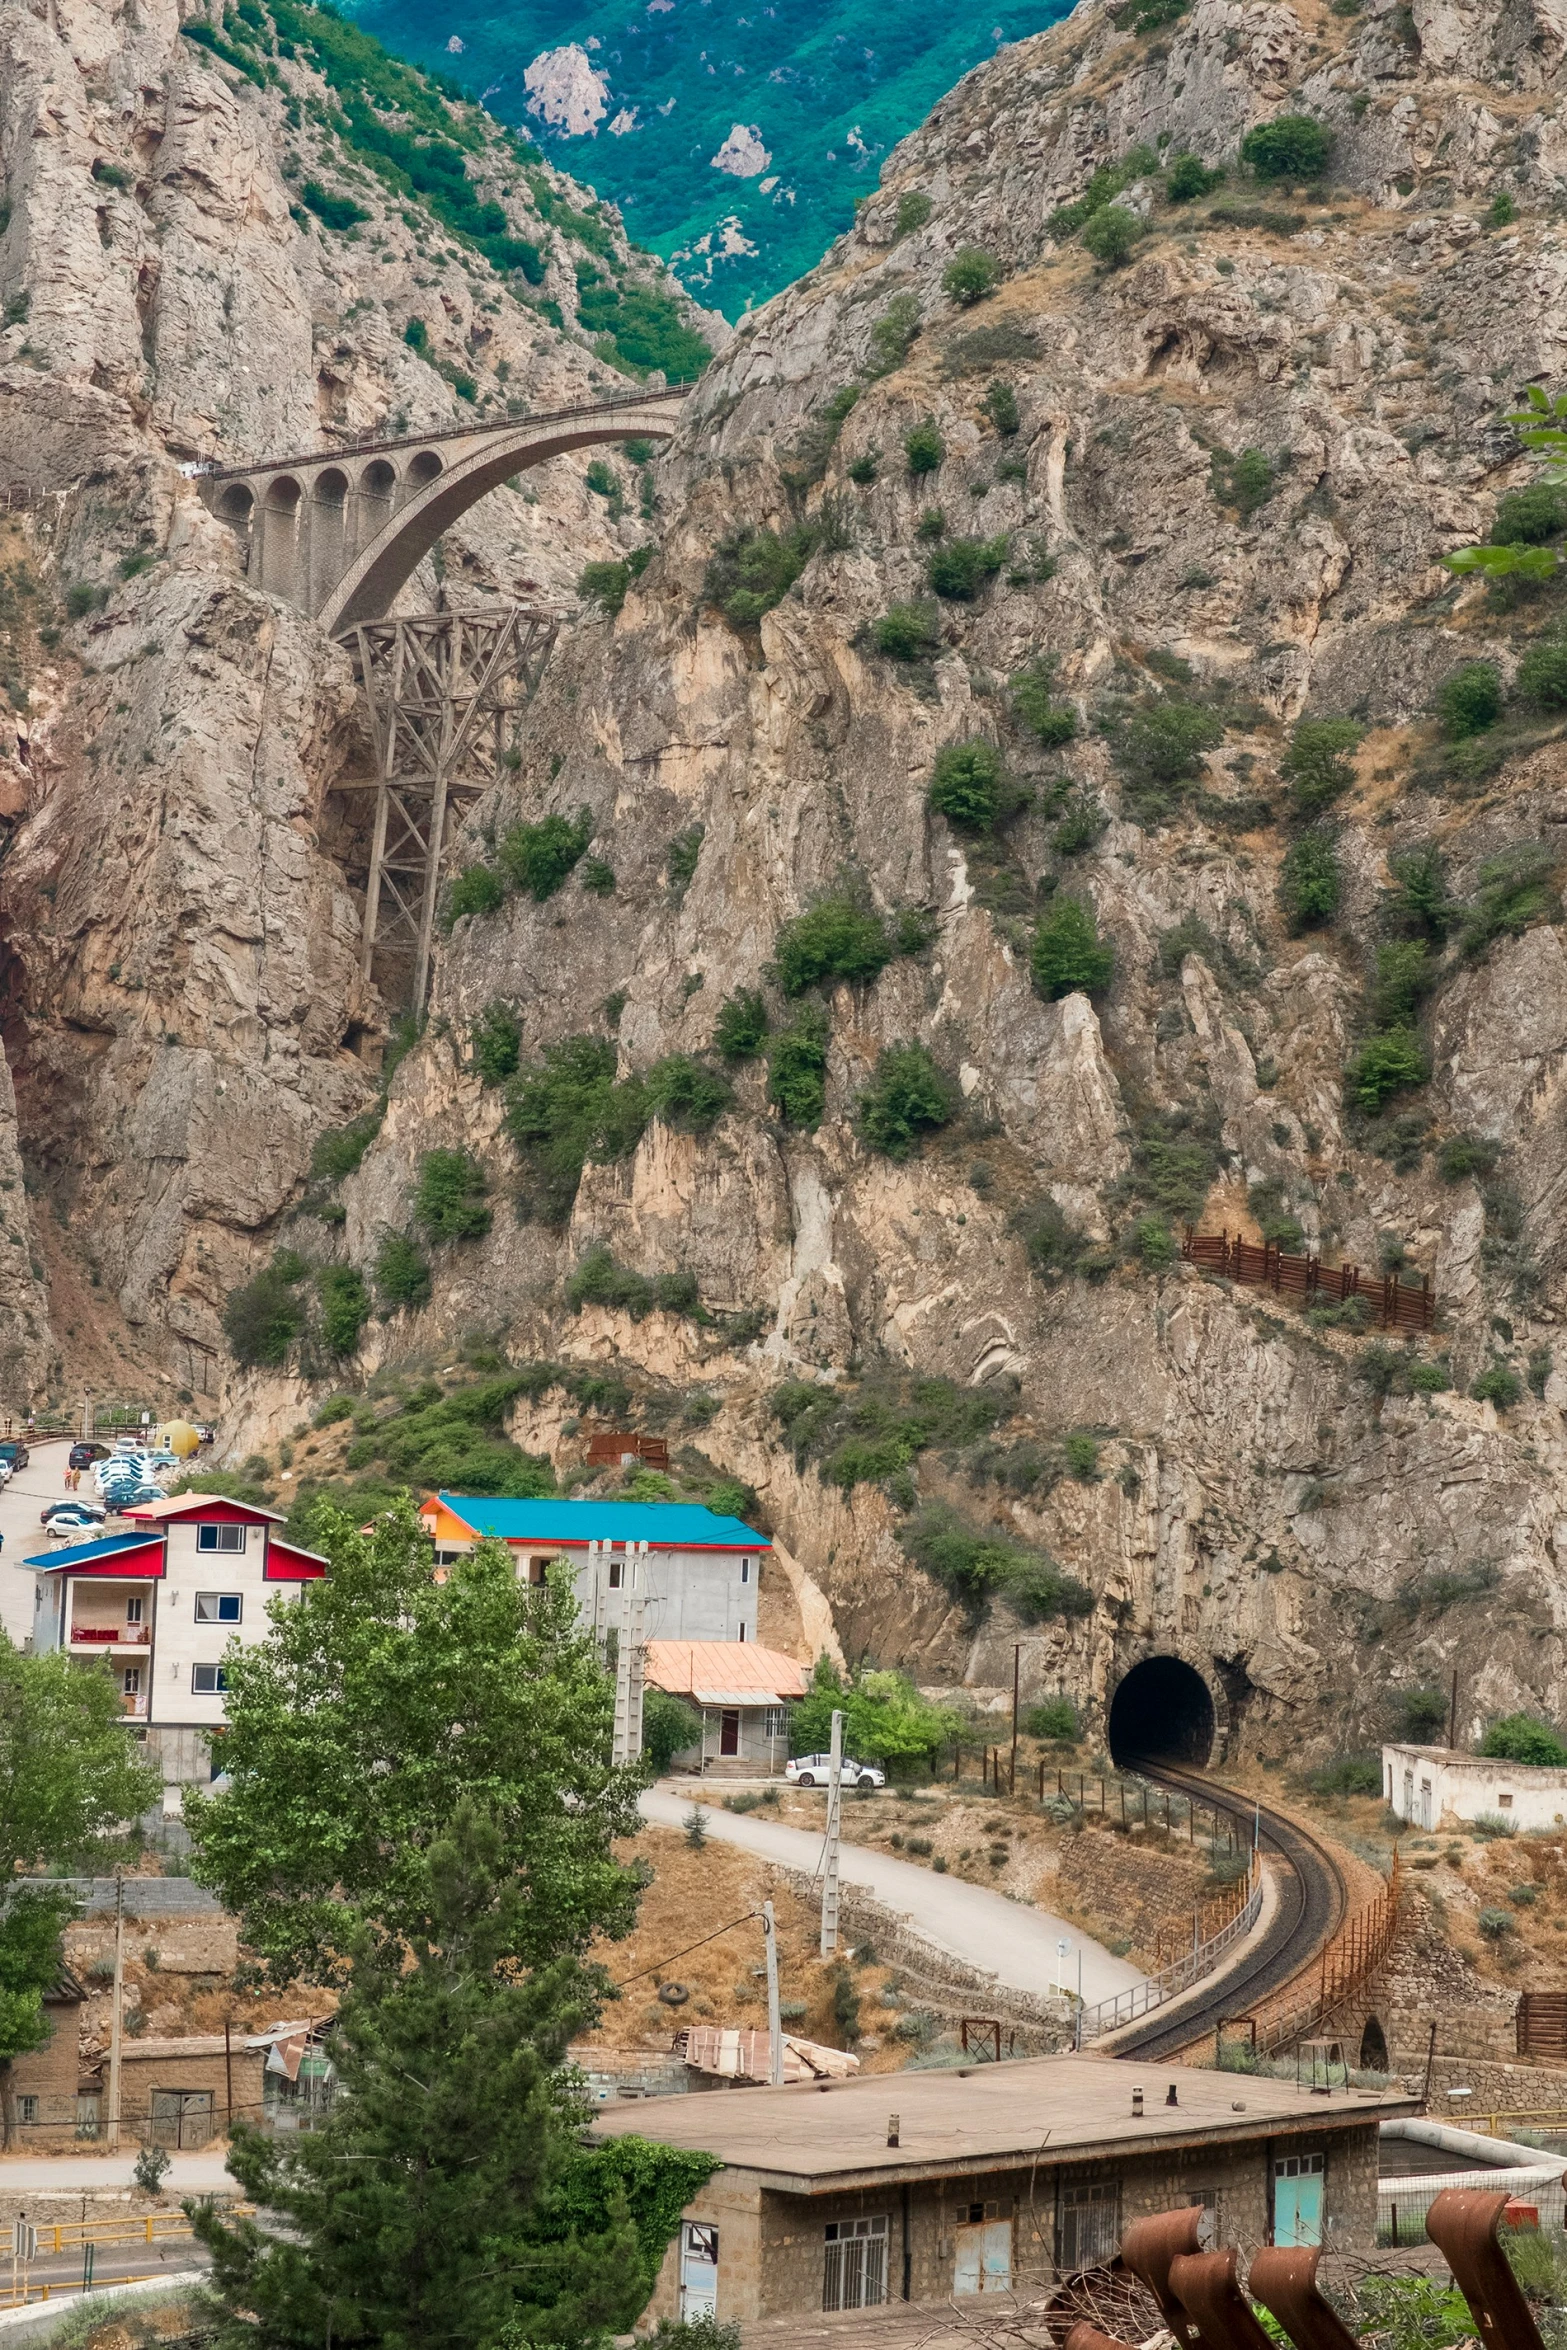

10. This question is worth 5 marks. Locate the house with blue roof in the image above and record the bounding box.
[418,1493,769,1649]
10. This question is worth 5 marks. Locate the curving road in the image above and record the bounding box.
[1105,1759,1349,2060]
[639,1786,1145,2007]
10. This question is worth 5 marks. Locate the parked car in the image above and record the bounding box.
[40,1499,105,1525]
[44,1513,106,1540]
[69,1441,111,1470]
[0,1440,30,1472]
[785,1755,886,1789]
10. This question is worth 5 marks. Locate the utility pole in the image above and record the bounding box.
[224,2018,234,2138]
[762,1900,783,2087]
[1010,1645,1020,1796]
[1449,1670,1460,1751]
[820,1708,844,1958]
[107,1870,124,2151]
[611,1546,646,1766]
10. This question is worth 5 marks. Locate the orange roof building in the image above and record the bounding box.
[644,1640,808,1780]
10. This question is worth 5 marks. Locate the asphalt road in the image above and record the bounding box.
[639,1785,1145,2006]
[0,1439,87,1647]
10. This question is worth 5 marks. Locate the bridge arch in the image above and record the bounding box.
[257,475,303,601]
[309,469,350,616]
[1107,1654,1216,1768]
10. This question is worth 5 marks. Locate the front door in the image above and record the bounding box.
[150,2089,214,2149]
[1273,2153,1324,2246]
[719,1710,741,1757]
[679,2222,719,2320]
[954,2218,1012,2295]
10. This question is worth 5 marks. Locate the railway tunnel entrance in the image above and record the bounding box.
[1108,1655,1216,1767]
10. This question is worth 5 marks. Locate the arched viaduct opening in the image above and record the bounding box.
[1108,1655,1216,1768]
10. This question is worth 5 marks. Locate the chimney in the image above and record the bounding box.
[1132,2086,1144,2118]
[1166,2083,1179,2107]
[887,2113,900,2147]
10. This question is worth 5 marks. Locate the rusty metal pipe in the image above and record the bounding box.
[1425,2188,1546,2350]
[1063,2324,1138,2350]
[1248,2246,1360,2350]
[1167,2250,1276,2350]
[1119,2209,1206,2350]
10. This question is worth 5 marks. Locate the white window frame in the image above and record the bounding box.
[823,2216,887,2312]
[191,1662,230,1695]
[194,1592,243,1624]
[126,1594,144,1624]
[122,1667,141,1696]
[763,1707,787,1739]
[196,1524,247,1554]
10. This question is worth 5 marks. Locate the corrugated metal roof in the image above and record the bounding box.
[433,1495,769,1549]
[122,1492,283,1523]
[25,1532,165,1572]
[644,1639,809,1700]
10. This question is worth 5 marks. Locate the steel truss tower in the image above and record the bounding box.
[340,606,558,1009]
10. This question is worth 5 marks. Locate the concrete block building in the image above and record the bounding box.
[591,2054,1412,2327]
[0,1969,88,2150]
[418,1496,769,1645]
[26,1495,326,1806]
[1383,1742,1567,1832]
[645,1639,808,1777]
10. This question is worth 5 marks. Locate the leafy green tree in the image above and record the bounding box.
[1480,1712,1567,1765]
[643,1056,733,1133]
[1517,638,1567,706]
[857,1044,955,1159]
[192,1802,715,2350]
[1081,206,1141,267]
[415,1148,491,1243]
[1023,1697,1078,1739]
[942,247,1001,305]
[1166,152,1222,201]
[1031,896,1114,999]
[790,1657,959,1771]
[0,1646,156,2066]
[224,1253,310,1369]
[472,1001,522,1085]
[187,1514,643,1982]
[374,1229,431,1312]
[926,533,1008,600]
[904,420,945,474]
[1278,831,1342,931]
[1371,942,1433,1027]
[1385,844,1456,940]
[713,989,768,1061]
[1347,1029,1428,1114]
[1240,114,1332,179]
[767,1005,831,1127]
[928,739,1013,829]
[874,602,940,659]
[1282,717,1362,815]
[1439,661,1503,739]
[773,897,893,994]
[444,863,505,926]
[499,812,593,901]
[1117,701,1223,789]
[643,1689,702,1772]
[317,1266,371,1356]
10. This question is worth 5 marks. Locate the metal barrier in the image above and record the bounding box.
[1077,1859,1263,2043]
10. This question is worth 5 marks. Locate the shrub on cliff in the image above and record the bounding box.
[1081,206,1141,268]
[1347,1029,1428,1114]
[471,1001,521,1085]
[1166,152,1223,202]
[773,897,894,994]
[857,1044,955,1160]
[444,863,506,927]
[498,810,592,901]
[1012,659,1078,746]
[1282,717,1362,816]
[1116,700,1224,796]
[505,1036,649,1223]
[941,247,1001,306]
[415,1148,491,1243]
[374,1230,431,1313]
[926,533,1007,600]
[705,525,815,626]
[1031,896,1114,999]
[1439,660,1503,740]
[1240,115,1333,181]
[928,739,1015,830]
[643,1054,732,1132]
[900,1502,1092,1623]
[1278,831,1342,931]
[317,1265,370,1356]
[904,420,945,475]
[713,989,769,1060]
[767,1005,830,1128]
[223,1254,308,1368]
[875,602,941,660]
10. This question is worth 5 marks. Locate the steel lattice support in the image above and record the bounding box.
[340,606,558,1009]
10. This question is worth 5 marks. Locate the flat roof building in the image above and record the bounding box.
[1383,1741,1567,1832]
[590,2052,1413,2328]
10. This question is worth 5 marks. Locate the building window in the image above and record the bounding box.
[17,2096,38,2127]
[738,1623,746,1641]
[126,1595,144,1625]
[122,1668,141,1696]
[196,1524,246,1554]
[608,1560,623,1590]
[740,1560,750,1584]
[763,1707,787,1739]
[194,1592,242,1624]
[823,2217,887,2311]
[1058,2182,1120,2272]
[192,1663,230,1695]
[1499,1792,1515,1809]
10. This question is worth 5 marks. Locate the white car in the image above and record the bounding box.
[786,1754,885,1789]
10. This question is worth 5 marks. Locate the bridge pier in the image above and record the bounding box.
[339,607,559,1011]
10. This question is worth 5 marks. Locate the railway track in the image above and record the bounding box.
[1105,1757,1351,2061]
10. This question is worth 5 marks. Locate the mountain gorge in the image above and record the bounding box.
[6,0,1567,1760]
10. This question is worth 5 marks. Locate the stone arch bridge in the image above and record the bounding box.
[197,385,687,1010]
[199,383,686,633]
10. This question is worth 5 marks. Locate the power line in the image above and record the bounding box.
[611,1910,762,1990]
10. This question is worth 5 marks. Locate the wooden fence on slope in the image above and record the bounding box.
[1182,1230,1435,1332]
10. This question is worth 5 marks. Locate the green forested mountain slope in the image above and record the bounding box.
[347,0,1076,314]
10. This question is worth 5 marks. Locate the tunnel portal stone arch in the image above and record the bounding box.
[1107,1654,1217,1769]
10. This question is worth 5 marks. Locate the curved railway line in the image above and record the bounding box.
[1106,1758,1352,2060]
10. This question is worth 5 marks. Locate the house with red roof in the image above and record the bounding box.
[27,1494,325,1811]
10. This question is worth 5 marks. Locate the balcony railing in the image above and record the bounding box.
[119,1694,148,1719]
[71,1626,149,1645]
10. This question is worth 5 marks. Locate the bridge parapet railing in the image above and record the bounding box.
[1077,1857,1263,2045]
[204,381,690,480]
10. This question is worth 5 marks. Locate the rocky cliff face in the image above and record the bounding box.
[0,0,719,1393]
[9,0,1567,1757]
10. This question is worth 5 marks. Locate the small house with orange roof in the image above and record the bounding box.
[26,1493,325,1812]
[644,1639,809,1776]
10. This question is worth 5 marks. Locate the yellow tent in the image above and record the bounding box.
[159,1419,201,1458]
